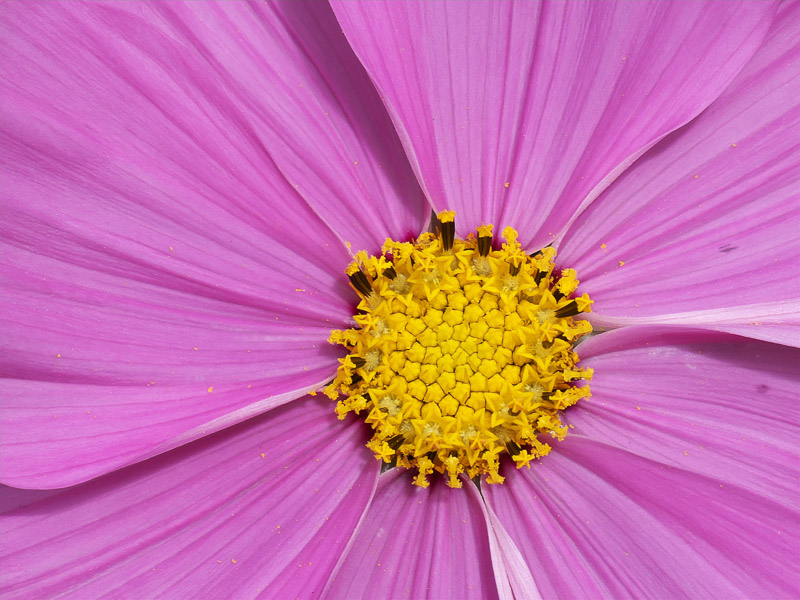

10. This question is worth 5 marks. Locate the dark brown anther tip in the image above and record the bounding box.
[478,236,492,257]
[441,221,455,253]
[555,300,580,318]
[388,434,406,450]
[348,270,373,297]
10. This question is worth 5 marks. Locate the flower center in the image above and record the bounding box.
[325,211,593,488]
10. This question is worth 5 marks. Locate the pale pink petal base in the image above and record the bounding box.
[588,300,800,347]
[0,397,379,599]
[478,493,540,600]
[485,326,799,598]
[559,3,800,343]
[332,1,776,249]
[324,471,499,599]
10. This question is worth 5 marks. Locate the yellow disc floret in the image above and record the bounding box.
[325,212,593,488]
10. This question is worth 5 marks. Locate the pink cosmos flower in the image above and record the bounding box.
[1,1,798,598]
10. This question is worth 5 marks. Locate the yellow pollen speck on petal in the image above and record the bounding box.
[504,182,510,188]
[618,261,625,267]
[325,212,593,488]
[207,386,214,393]
[56,353,61,358]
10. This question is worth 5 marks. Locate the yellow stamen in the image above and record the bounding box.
[326,212,593,487]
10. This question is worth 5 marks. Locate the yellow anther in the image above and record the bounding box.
[327,214,592,487]
[576,293,594,313]
[501,226,518,246]
[512,449,536,469]
[373,441,395,463]
[415,456,435,488]
[444,455,464,488]
[557,268,579,296]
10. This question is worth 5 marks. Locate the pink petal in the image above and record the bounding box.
[0,397,380,599]
[4,1,426,251]
[558,3,800,344]
[484,325,799,597]
[1,377,334,490]
[1,239,345,488]
[573,326,799,508]
[154,1,429,248]
[485,440,799,599]
[331,1,776,249]
[323,470,500,599]
[1,0,420,487]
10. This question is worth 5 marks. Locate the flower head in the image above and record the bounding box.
[327,214,594,487]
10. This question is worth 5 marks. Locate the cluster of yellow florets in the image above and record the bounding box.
[325,211,593,487]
